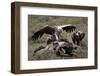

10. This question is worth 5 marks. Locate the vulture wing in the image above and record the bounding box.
[32,26,55,40]
[61,24,76,32]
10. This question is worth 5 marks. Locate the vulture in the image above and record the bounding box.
[32,24,76,41]
[72,31,85,45]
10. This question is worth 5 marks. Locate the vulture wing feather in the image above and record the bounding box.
[62,25,76,32]
[32,26,55,40]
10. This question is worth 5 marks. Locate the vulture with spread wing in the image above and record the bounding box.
[32,24,76,41]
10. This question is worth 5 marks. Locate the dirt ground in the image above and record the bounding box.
[28,15,88,61]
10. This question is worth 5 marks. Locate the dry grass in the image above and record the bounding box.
[28,15,88,60]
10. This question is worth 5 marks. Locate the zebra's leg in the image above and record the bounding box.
[33,46,45,56]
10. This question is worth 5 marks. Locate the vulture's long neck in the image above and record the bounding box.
[54,33,59,41]
[54,29,62,40]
